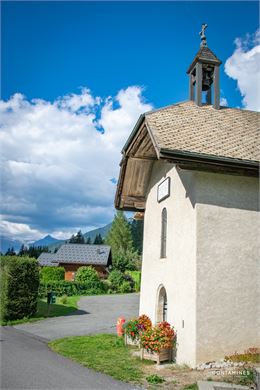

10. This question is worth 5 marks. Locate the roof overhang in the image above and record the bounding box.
[115,109,259,212]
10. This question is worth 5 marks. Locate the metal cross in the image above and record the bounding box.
[199,23,208,47]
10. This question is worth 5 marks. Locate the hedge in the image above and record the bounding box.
[39,280,108,298]
[0,256,39,321]
[40,266,65,282]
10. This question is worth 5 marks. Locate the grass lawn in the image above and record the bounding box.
[50,334,153,384]
[1,296,79,325]
[49,334,258,389]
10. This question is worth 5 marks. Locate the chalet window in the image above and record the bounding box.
[160,208,167,258]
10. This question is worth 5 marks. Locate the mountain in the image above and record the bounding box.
[83,223,112,241]
[31,235,63,247]
[48,222,112,252]
[0,236,23,254]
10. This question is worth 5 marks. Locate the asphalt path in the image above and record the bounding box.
[0,326,141,390]
[13,293,139,340]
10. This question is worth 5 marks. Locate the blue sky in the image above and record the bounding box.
[1,1,259,242]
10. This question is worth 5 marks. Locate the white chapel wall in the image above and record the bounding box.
[194,171,260,363]
[139,162,197,366]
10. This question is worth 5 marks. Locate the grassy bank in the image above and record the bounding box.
[50,334,152,383]
[1,295,79,325]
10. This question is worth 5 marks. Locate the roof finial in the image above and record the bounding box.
[199,23,208,47]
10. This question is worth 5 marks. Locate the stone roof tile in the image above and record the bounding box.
[145,101,260,162]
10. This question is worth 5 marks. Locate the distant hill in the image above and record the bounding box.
[48,222,112,252]
[83,223,112,241]
[0,236,23,254]
[31,235,63,247]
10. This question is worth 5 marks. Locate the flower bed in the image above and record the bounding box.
[123,315,152,345]
[140,321,176,364]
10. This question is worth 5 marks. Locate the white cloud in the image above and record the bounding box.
[0,219,43,242]
[0,86,153,241]
[225,29,260,111]
[220,97,228,107]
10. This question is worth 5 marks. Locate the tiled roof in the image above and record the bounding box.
[38,252,59,267]
[145,101,260,163]
[54,244,111,266]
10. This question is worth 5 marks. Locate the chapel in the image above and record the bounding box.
[115,25,259,366]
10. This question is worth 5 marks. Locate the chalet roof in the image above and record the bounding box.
[143,101,259,163]
[38,252,59,267]
[54,244,111,266]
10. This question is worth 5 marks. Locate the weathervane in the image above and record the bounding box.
[199,23,208,47]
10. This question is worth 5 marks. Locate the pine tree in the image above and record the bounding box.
[5,247,16,256]
[106,211,138,271]
[86,237,92,245]
[18,244,28,256]
[93,233,104,245]
[131,219,144,254]
[69,231,85,244]
[106,211,134,253]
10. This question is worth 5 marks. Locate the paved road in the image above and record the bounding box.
[0,326,141,390]
[14,293,139,340]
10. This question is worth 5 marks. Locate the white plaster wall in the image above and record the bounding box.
[139,162,197,366]
[195,172,260,364]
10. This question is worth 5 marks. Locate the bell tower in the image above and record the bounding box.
[187,24,222,109]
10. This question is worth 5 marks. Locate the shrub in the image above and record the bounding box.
[146,375,165,384]
[75,266,100,284]
[118,281,132,293]
[126,271,141,291]
[40,266,65,282]
[39,280,107,297]
[108,270,134,293]
[0,256,39,321]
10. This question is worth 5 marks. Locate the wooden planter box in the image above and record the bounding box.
[140,348,173,364]
[124,334,140,347]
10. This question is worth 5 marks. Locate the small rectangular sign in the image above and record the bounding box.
[157,177,170,202]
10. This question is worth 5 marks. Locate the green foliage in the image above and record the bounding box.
[108,270,134,293]
[40,266,65,282]
[75,266,100,283]
[39,280,107,297]
[93,233,104,244]
[27,245,49,259]
[131,219,144,255]
[59,295,68,304]
[0,256,39,321]
[126,271,141,292]
[238,369,255,386]
[146,374,165,384]
[108,269,125,288]
[106,211,139,272]
[69,230,85,244]
[118,281,132,293]
[112,250,138,273]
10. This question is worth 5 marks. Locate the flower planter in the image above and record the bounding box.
[140,348,173,365]
[124,334,140,347]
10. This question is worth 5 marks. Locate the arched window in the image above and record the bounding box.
[160,208,167,258]
[156,285,168,323]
